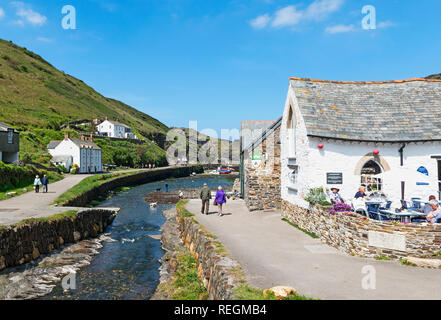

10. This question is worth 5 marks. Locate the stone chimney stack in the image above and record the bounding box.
[89,134,93,142]
[81,135,85,141]
[64,132,69,141]
[105,116,108,121]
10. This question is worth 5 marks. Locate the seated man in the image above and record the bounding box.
[426,200,441,223]
[424,195,438,214]
[330,187,345,204]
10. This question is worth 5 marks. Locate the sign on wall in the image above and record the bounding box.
[368,231,406,252]
[327,173,343,185]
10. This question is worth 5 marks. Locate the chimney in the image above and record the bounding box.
[64,132,69,141]
[81,135,85,141]
[105,116,108,121]
[89,134,93,142]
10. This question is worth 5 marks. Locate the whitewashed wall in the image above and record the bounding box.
[281,85,441,210]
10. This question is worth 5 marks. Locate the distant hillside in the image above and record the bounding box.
[0,39,168,144]
[426,73,441,80]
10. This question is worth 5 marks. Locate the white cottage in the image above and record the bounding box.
[281,77,441,210]
[96,117,135,139]
[48,133,102,173]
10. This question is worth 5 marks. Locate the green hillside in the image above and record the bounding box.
[426,73,441,80]
[0,39,168,143]
[0,39,169,167]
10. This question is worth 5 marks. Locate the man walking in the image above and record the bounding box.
[42,175,49,193]
[200,183,211,215]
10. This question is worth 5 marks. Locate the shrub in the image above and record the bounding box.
[304,188,332,206]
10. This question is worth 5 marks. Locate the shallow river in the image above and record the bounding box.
[44,175,234,300]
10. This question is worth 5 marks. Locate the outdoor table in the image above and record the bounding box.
[380,209,426,223]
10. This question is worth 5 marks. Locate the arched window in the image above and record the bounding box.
[286,106,296,157]
[361,160,383,192]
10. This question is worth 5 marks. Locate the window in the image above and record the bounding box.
[361,160,383,192]
[7,130,13,144]
[289,168,298,185]
[286,106,296,157]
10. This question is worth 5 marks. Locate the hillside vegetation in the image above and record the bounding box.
[0,39,168,139]
[0,38,168,166]
[426,73,441,80]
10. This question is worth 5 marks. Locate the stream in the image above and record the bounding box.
[39,175,235,300]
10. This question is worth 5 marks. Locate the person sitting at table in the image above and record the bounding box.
[426,200,441,223]
[423,195,438,214]
[354,186,368,200]
[330,188,345,204]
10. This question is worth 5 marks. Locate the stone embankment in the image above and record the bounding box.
[0,233,116,300]
[152,205,242,300]
[282,200,441,260]
[62,166,204,207]
[0,208,118,271]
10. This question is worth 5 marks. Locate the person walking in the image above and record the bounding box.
[41,175,49,193]
[165,184,169,192]
[34,175,41,193]
[200,183,212,215]
[215,186,227,217]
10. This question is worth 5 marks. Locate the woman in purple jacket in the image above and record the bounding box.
[215,186,227,217]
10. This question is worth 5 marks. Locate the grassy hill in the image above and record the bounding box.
[426,73,441,80]
[0,39,168,142]
[0,38,169,166]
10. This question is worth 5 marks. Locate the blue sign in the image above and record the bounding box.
[417,166,429,176]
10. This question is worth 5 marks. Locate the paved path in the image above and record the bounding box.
[0,174,91,226]
[186,199,441,300]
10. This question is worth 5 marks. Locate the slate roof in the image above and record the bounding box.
[241,121,276,152]
[291,77,441,142]
[47,141,61,149]
[70,138,101,150]
[241,118,282,152]
[107,120,131,128]
[0,122,15,132]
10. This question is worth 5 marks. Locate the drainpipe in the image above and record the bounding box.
[399,144,406,167]
[399,143,406,209]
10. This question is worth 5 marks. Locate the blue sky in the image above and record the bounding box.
[0,0,440,134]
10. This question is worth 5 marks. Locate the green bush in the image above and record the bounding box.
[304,187,332,206]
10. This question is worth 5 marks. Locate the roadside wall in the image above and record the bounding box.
[244,126,281,211]
[0,209,118,271]
[282,200,441,259]
[177,208,241,300]
[63,166,204,207]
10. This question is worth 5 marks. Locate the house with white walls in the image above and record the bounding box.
[48,133,102,173]
[0,122,19,164]
[96,117,135,139]
[280,77,441,211]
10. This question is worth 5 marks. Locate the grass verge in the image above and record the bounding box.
[157,250,208,300]
[6,210,78,228]
[282,218,319,239]
[53,171,143,206]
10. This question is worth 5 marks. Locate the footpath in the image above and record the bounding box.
[185,199,441,300]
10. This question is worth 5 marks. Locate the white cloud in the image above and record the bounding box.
[0,8,5,19]
[37,37,53,43]
[250,14,271,29]
[250,0,345,30]
[377,21,396,29]
[11,2,47,26]
[305,0,344,20]
[272,6,303,28]
[325,24,354,34]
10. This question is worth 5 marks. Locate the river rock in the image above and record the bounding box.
[264,286,298,300]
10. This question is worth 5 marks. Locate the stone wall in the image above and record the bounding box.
[282,200,441,259]
[63,166,204,207]
[176,209,240,300]
[244,126,281,211]
[0,208,117,271]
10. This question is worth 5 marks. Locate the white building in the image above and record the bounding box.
[48,133,102,173]
[281,77,441,210]
[96,117,135,139]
